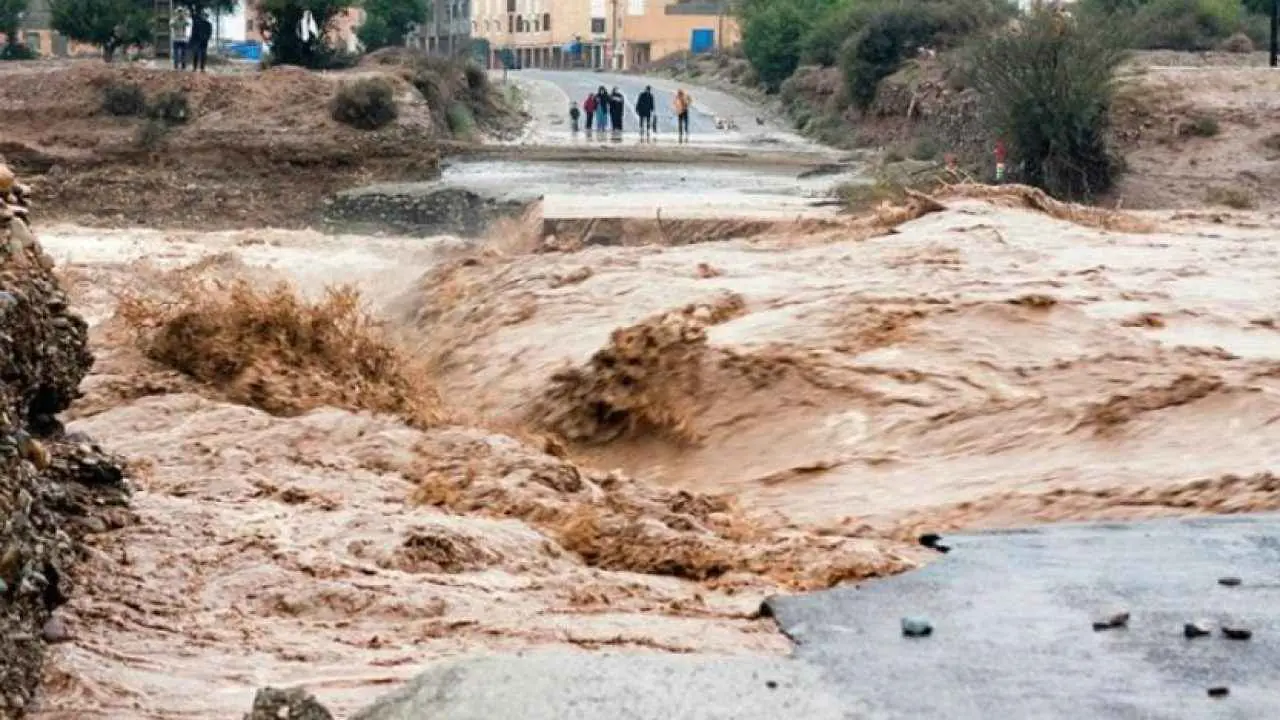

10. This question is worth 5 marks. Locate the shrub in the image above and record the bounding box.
[446,102,476,139]
[910,135,942,160]
[838,0,1014,109]
[148,89,191,124]
[1220,30,1254,51]
[134,118,169,149]
[1134,0,1246,51]
[101,81,146,117]
[463,63,488,93]
[1205,185,1255,208]
[330,78,399,130]
[802,2,881,66]
[1181,114,1220,137]
[0,43,38,61]
[973,8,1128,199]
[742,1,808,90]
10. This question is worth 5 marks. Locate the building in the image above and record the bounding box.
[619,0,735,69]
[7,0,74,56]
[470,0,734,71]
[406,0,472,55]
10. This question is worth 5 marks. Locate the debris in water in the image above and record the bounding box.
[901,616,933,637]
[1207,686,1230,698]
[918,533,950,553]
[1218,576,1242,587]
[1222,624,1253,641]
[1092,609,1130,631]
[1183,621,1212,639]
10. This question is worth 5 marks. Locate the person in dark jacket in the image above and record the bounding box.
[609,87,625,133]
[594,87,609,132]
[635,85,655,137]
[190,12,213,72]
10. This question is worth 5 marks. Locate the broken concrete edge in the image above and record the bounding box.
[248,650,855,720]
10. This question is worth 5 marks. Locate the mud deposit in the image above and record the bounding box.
[24,189,1280,718]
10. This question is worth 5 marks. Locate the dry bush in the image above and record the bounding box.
[1180,114,1220,138]
[330,78,399,130]
[1220,32,1254,53]
[115,279,444,428]
[1205,185,1255,209]
[101,81,147,117]
[939,183,1157,232]
[529,294,746,445]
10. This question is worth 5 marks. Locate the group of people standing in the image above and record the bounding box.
[170,8,214,72]
[569,85,694,142]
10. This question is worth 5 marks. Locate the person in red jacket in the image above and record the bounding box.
[583,93,597,133]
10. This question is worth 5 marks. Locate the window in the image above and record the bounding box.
[508,14,514,32]
[543,13,551,31]
[591,17,605,33]
[506,0,516,12]
[246,19,255,33]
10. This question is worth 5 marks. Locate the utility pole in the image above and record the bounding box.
[1271,0,1278,68]
[608,0,617,70]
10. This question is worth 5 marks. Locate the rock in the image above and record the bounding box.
[1218,576,1242,587]
[1092,609,1130,631]
[901,616,933,637]
[1207,686,1230,698]
[0,164,129,716]
[41,615,71,643]
[1221,624,1253,641]
[1183,621,1212,638]
[244,687,334,720]
[0,164,13,193]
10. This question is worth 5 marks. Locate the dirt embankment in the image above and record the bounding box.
[657,50,1280,210]
[0,58,521,231]
[0,166,128,719]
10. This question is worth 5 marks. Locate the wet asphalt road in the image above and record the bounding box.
[508,69,816,148]
[768,514,1280,719]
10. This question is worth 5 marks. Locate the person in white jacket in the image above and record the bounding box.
[171,8,190,70]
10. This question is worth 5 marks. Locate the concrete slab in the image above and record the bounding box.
[766,514,1280,719]
[347,650,854,720]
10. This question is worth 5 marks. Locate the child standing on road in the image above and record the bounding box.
[569,102,581,132]
[583,93,597,132]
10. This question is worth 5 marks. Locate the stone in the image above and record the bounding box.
[1221,625,1253,641]
[0,164,13,193]
[901,616,933,637]
[1207,686,1230,698]
[244,687,334,720]
[19,437,50,471]
[41,615,71,643]
[1183,621,1212,638]
[1218,576,1242,587]
[1092,609,1130,631]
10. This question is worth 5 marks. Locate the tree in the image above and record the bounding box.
[973,8,1128,199]
[357,0,427,51]
[50,0,152,61]
[741,1,807,90]
[259,0,357,67]
[0,0,26,52]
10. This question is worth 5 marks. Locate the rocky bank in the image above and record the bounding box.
[0,163,129,718]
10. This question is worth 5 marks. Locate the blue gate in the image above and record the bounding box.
[690,28,714,54]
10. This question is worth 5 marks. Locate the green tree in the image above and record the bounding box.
[357,0,427,51]
[0,0,26,52]
[50,0,152,61]
[973,8,1127,199]
[741,1,807,90]
[258,0,357,67]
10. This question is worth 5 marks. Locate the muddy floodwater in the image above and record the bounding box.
[28,193,1280,718]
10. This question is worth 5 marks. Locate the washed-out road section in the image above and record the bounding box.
[354,514,1280,719]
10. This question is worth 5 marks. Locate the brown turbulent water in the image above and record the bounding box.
[30,199,1280,717]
